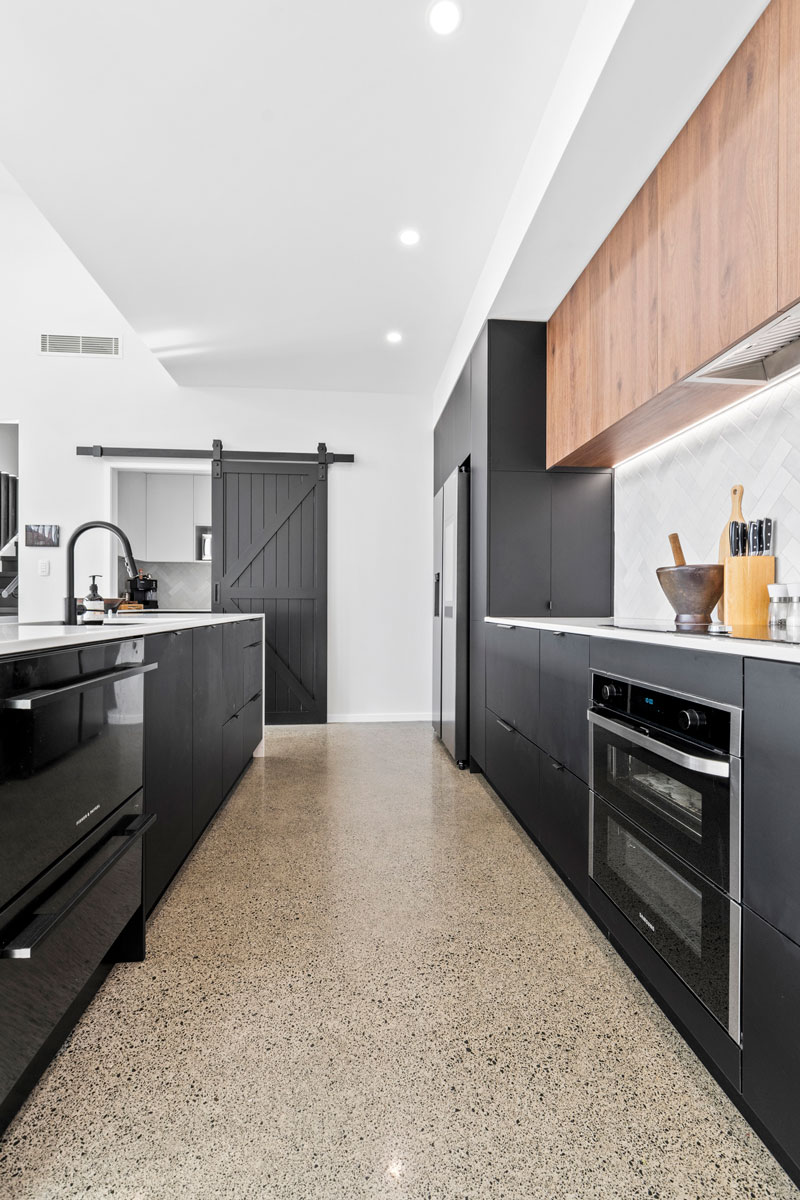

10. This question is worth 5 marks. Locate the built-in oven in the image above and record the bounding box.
[588,671,742,1043]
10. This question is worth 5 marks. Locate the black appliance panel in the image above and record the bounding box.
[589,710,738,894]
[0,639,152,911]
[591,794,739,1040]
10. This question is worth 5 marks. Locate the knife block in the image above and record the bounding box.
[722,556,775,626]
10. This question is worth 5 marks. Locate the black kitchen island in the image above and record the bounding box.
[0,613,263,1134]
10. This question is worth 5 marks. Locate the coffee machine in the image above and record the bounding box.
[125,571,158,609]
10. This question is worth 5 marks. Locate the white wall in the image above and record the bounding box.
[0,180,432,720]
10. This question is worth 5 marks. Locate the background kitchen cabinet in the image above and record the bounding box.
[484,714,542,837]
[743,658,800,945]
[488,472,551,617]
[116,472,147,561]
[550,473,613,617]
[145,475,195,562]
[434,318,612,771]
[143,630,193,913]
[742,908,800,1177]
[192,623,223,839]
[117,471,212,563]
[779,0,800,310]
[539,760,589,901]
[485,623,540,744]
[537,632,590,782]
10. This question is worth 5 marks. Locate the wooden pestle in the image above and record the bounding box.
[668,533,687,567]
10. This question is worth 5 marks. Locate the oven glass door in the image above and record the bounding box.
[589,711,737,894]
[591,793,739,1039]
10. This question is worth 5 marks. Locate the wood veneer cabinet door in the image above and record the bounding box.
[658,3,779,391]
[547,277,586,467]
[779,0,800,310]
[603,176,659,433]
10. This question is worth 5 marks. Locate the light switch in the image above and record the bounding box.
[38,559,50,577]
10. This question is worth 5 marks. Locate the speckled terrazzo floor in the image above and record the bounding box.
[0,724,797,1200]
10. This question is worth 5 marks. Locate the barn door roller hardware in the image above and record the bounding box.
[77,442,355,476]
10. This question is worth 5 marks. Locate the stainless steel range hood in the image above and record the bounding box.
[689,301,800,386]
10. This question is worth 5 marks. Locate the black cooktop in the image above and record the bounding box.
[605,619,800,646]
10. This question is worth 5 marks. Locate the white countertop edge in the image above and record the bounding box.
[0,613,264,656]
[484,615,800,665]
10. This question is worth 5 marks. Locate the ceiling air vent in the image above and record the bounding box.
[40,334,121,357]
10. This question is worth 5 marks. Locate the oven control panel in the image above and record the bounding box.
[591,673,734,756]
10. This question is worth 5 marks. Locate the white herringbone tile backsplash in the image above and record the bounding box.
[614,378,800,619]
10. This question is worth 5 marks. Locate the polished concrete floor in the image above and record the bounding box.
[0,724,797,1199]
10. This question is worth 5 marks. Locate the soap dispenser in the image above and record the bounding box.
[82,575,104,624]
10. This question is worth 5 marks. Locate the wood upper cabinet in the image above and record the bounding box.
[546,1,786,468]
[779,0,800,310]
[658,1,779,391]
[547,257,593,466]
[605,176,658,431]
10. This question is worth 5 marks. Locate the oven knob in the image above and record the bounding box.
[601,683,622,702]
[679,708,706,732]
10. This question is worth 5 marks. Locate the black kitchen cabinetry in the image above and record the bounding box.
[485,622,540,744]
[143,630,193,914]
[539,760,589,900]
[743,659,800,945]
[485,712,542,837]
[434,319,613,771]
[144,619,263,915]
[192,623,224,840]
[742,908,800,1178]
[538,632,590,783]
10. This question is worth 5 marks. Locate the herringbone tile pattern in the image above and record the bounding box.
[615,379,800,618]
[117,557,211,611]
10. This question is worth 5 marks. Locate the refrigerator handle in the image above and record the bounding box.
[434,572,440,617]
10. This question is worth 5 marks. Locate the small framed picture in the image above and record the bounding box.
[25,524,60,548]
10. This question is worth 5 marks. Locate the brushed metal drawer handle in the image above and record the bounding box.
[496,623,515,630]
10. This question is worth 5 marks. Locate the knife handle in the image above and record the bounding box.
[764,518,773,554]
[729,522,739,556]
[749,521,759,556]
[740,522,748,555]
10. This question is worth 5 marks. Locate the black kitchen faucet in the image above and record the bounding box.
[64,521,138,625]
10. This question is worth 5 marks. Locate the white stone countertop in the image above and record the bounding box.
[485,615,800,665]
[0,612,262,656]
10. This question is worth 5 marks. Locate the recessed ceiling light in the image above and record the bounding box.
[386,331,403,344]
[427,1,462,36]
[399,228,420,247]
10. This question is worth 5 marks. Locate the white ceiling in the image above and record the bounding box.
[0,0,772,406]
[0,0,588,394]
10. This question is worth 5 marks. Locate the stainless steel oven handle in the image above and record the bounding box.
[0,814,155,959]
[587,709,730,779]
[2,661,157,710]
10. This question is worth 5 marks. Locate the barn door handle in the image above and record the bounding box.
[213,582,220,605]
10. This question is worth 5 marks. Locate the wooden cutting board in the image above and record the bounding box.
[717,484,745,621]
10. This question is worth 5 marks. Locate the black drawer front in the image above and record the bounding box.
[243,643,263,707]
[0,814,142,1110]
[590,638,743,708]
[485,709,541,836]
[241,695,263,762]
[539,632,589,782]
[485,623,539,744]
[0,639,146,913]
[222,714,244,797]
[540,760,589,900]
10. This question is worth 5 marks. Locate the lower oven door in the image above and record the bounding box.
[589,709,739,896]
[590,793,740,1041]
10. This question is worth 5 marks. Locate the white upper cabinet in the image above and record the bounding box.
[116,471,147,560]
[117,471,212,562]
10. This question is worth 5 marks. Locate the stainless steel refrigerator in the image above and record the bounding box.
[432,464,469,766]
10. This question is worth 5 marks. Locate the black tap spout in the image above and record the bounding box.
[64,521,138,625]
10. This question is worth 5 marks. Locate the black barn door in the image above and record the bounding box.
[212,451,328,723]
